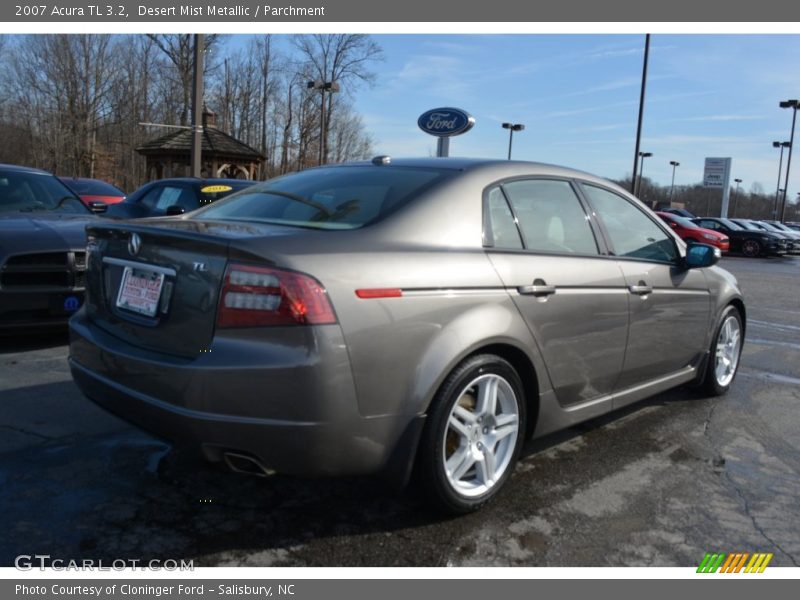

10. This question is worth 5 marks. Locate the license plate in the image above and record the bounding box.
[115,266,165,317]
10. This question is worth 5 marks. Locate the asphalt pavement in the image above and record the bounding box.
[1,255,798,567]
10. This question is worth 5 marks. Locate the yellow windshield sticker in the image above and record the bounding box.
[201,185,233,193]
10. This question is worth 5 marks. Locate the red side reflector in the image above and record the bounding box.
[355,288,403,299]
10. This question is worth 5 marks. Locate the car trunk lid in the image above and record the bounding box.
[83,219,293,358]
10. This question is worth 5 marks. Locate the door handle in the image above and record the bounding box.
[518,278,556,297]
[628,282,653,295]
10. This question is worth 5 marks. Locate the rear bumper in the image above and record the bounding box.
[68,312,423,480]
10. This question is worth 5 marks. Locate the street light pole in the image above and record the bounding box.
[669,160,680,203]
[773,141,790,219]
[731,178,742,217]
[636,151,652,197]
[308,80,340,166]
[501,123,525,160]
[631,33,651,194]
[190,34,205,178]
[780,100,799,222]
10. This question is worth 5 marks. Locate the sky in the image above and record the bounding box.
[254,34,800,196]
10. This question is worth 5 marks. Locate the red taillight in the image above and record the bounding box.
[217,263,337,328]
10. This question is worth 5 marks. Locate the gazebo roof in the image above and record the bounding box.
[136,125,265,161]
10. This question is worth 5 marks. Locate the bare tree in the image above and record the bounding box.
[292,34,383,163]
[106,35,167,189]
[9,35,120,176]
[0,34,379,186]
[328,105,374,163]
[146,34,222,126]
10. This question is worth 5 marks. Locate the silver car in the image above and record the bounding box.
[69,158,745,513]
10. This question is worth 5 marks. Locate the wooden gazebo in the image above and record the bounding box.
[136,109,265,180]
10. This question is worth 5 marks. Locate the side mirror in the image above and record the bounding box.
[165,205,186,216]
[684,243,720,269]
[87,201,108,214]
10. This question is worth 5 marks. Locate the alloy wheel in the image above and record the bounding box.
[442,373,520,497]
[742,239,761,257]
[714,315,742,387]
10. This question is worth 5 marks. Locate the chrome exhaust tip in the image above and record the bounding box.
[223,452,276,478]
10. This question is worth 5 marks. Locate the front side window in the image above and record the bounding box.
[696,219,721,231]
[501,179,599,255]
[582,184,677,263]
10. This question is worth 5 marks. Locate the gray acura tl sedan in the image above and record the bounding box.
[69,157,745,513]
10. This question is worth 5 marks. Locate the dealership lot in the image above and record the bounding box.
[1,256,798,567]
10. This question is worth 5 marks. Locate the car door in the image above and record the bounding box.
[580,183,711,401]
[484,179,629,408]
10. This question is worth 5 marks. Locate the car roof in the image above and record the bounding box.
[148,177,255,185]
[316,157,621,187]
[59,176,118,184]
[0,163,53,175]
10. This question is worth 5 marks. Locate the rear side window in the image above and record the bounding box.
[195,166,452,230]
[582,184,677,263]
[486,187,523,249]
[501,179,599,255]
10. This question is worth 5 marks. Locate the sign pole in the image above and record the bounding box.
[437,138,450,158]
[719,158,732,217]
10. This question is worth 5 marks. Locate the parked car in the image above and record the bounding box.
[751,220,800,254]
[784,222,800,232]
[59,177,126,210]
[692,217,787,257]
[1,164,94,330]
[656,211,729,252]
[104,178,255,219]
[69,158,745,513]
[730,219,795,255]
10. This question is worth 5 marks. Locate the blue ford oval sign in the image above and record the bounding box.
[418,107,475,137]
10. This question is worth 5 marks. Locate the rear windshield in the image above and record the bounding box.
[193,166,452,229]
[0,170,88,214]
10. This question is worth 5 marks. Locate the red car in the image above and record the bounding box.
[58,177,126,207]
[657,211,730,253]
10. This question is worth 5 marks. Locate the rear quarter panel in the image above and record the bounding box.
[279,247,548,419]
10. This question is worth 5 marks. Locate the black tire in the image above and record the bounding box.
[416,354,526,514]
[741,238,762,258]
[699,305,744,396]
